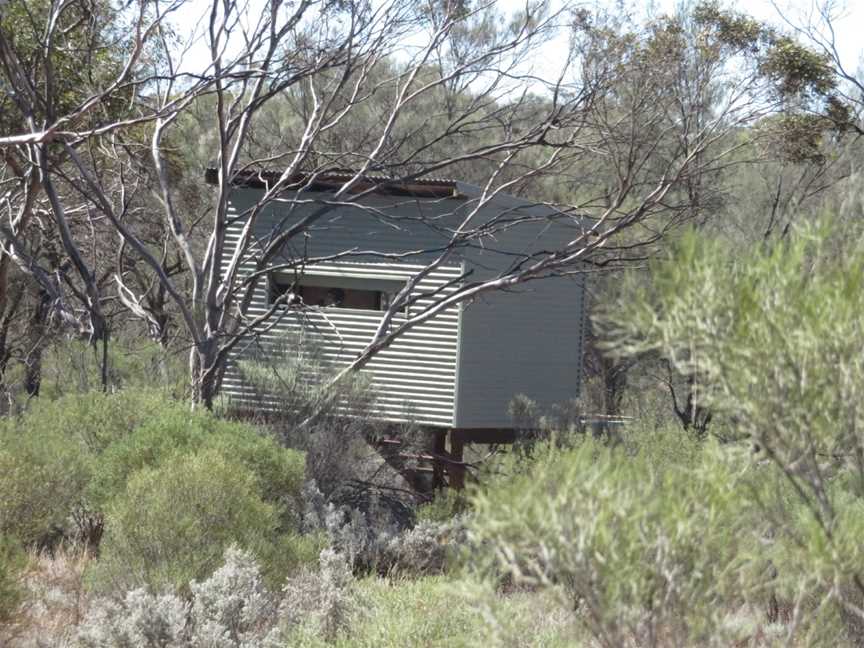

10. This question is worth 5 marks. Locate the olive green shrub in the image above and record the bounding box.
[467,431,762,647]
[90,410,305,526]
[0,390,176,546]
[93,449,295,591]
[19,389,177,452]
[599,223,864,643]
[0,389,303,551]
[0,534,26,624]
[0,422,91,546]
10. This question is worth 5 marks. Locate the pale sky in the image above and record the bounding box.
[498,0,864,81]
[168,0,864,82]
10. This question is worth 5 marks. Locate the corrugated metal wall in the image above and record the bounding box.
[452,195,588,428]
[219,189,464,426]
[218,186,587,431]
[454,275,585,428]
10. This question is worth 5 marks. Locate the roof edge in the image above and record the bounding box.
[204,167,466,199]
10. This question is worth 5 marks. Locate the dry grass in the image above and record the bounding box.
[1,544,92,648]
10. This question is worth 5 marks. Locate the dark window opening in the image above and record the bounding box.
[269,274,402,313]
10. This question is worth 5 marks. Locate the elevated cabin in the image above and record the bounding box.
[215,169,587,442]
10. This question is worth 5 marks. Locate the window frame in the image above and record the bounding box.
[268,271,409,315]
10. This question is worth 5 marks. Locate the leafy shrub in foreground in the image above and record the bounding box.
[20,389,178,453]
[0,422,91,546]
[0,534,25,624]
[89,411,305,527]
[467,433,760,647]
[601,223,864,641]
[93,450,286,591]
[1,387,308,564]
[0,389,183,547]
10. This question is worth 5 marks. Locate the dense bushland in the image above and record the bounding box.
[0,390,311,593]
[8,222,864,646]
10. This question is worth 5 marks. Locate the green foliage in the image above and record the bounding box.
[467,432,760,646]
[328,577,481,648]
[416,489,469,524]
[0,419,91,546]
[759,35,835,97]
[0,387,308,583]
[755,113,834,163]
[694,2,836,99]
[308,576,585,648]
[34,340,188,404]
[89,409,305,525]
[693,2,763,52]
[600,223,864,642]
[0,390,189,547]
[20,389,181,453]
[0,0,131,133]
[601,223,864,463]
[196,423,306,521]
[93,449,296,591]
[0,535,26,624]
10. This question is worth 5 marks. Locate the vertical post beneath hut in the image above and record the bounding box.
[448,431,465,490]
[432,429,448,490]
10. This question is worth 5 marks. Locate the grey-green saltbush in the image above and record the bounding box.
[77,546,354,648]
[78,547,280,647]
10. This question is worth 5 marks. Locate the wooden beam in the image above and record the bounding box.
[450,427,517,445]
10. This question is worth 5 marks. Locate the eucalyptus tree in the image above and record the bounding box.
[0,0,144,398]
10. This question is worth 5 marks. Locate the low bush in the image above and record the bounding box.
[90,411,305,526]
[313,490,463,576]
[1,389,305,550]
[0,389,183,547]
[322,575,583,648]
[0,422,91,547]
[467,431,760,647]
[0,534,25,624]
[79,547,279,648]
[188,546,279,646]
[277,548,356,644]
[416,489,468,524]
[78,546,353,648]
[20,389,177,453]
[92,449,295,591]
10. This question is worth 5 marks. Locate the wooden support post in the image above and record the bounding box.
[432,428,448,491]
[448,431,466,490]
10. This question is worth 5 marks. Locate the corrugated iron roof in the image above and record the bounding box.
[204,166,464,199]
